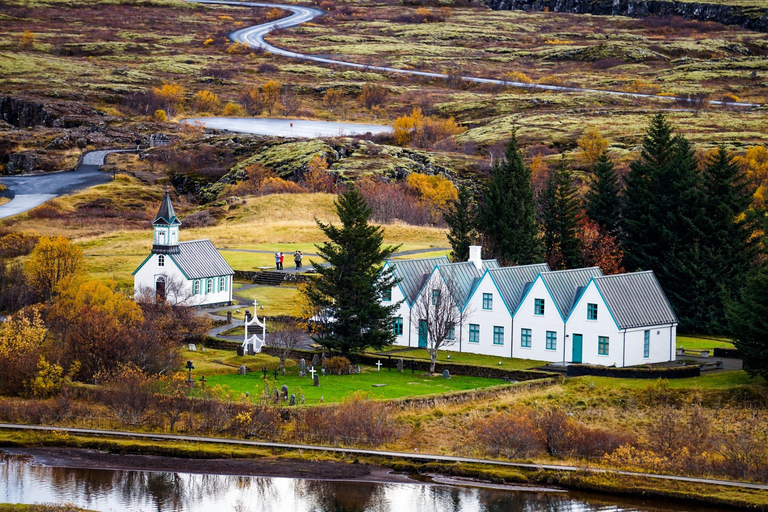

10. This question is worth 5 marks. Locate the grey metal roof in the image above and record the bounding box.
[387,257,450,304]
[593,271,678,329]
[153,191,180,226]
[170,239,234,279]
[437,259,499,308]
[541,267,603,318]
[489,263,551,312]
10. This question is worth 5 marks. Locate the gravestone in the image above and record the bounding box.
[397,359,404,372]
[239,365,247,376]
[321,368,326,376]
[301,395,305,404]
[273,390,280,403]
[300,359,306,375]
[312,354,320,368]
[313,374,319,387]
[237,346,244,357]
[442,369,451,379]
[289,394,296,406]
[188,343,196,351]
[280,385,289,400]
[227,311,232,324]
[245,311,252,321]
[356,365,361,374]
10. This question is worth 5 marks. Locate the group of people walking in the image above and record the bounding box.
[274,250,303,270]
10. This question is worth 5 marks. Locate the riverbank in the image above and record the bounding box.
[1,429,766,510]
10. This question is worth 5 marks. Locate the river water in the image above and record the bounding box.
[0,452,719,512]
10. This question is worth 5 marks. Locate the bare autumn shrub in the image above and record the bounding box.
[0,259,35,312]
[358,84,388,109]
[0,231,39,258]
[182,210,217,228]
[713,415,768,482]
[324,356,351,375]
[231,398,281,439]
[475,408,545,458]
[357,178,434,226]
[98,365,158,427]
[296,392,398,446]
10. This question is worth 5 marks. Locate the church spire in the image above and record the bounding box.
[152,190,181,254]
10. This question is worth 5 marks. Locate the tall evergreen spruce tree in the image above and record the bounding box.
[540,159,581,269]
[584,151,622,237]
[444,185,476,263]
[305,186,400,355]
[476,132,542,265]
[726,264,768,379]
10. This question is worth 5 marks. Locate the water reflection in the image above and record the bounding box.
[0,452,717,512]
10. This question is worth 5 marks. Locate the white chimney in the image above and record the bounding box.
[468,245,482,270]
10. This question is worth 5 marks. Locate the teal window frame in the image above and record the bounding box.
[469,324,480,343]
[545,331,557,350]
[534,298,545,315]
[432,289,440,305]
[393,317,403,336]
[598,336,609,355]
[206,278,213,294]
[446,322,455,340]
[382,287,392,301]
[587,303,598,320]
[643,330,650,358]
[193,280,200,295]
[482,293,493,310]
[493,326,504,345]
[521,328,532,348]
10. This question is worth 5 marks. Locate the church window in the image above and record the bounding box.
[158,255,164,267]
[193,280,200,295]
[206,279,213,294]
[220,276,226,291]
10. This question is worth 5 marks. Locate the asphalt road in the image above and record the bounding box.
[0,149,124,220]
[181,117,392,137]
[189,0,759,108]
[2,423,767,491]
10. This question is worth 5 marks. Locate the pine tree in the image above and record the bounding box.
[540,158,581,269]
[444,185,476,263]
[584,151,622,238]
[726,264,768,379]
[303,186,400,355]
[476,131,542,265]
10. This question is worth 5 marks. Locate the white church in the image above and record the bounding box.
[382,246,678,368]
[133,192,234,307]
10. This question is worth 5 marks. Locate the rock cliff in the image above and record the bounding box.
[482,0,768,33]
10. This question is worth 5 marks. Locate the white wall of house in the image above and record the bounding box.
[623,325,677,367]
[133,254,232,307]
[565,283,622,366]
[384,273,411,347]
[460,274,513,357]
[512,276,564,363]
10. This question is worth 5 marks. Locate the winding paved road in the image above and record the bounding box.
[190,0,759,108]
[182,116,392,137]
[0,149,129,220]
[2,423,767,492]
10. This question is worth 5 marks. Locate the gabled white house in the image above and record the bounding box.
[565,271,678,367]
[380,245,679,368]
[133,192,234,307]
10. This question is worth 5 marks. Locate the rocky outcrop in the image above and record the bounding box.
[5,151,59,175]
[482,0,768,33]
[0,97,56,128]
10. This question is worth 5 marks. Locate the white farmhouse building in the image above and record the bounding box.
[133,192,234,307]
[382,246,678,368]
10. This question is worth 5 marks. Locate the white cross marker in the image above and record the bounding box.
[376,360,382,371]
[308,367,317,379]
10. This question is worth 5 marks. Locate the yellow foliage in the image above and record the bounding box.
[267,7,283,20]
[30,357,65,398]
[153,109,168,122]
[203,38,214,46]
[53,277,144,327]
[153,83,184,105]
[323,87,345,112]
[735,145,768,207]
[193,89,220,113]
[218,15,234,21]
[303,155,335,193]
[19,30,35,50]
[393,107,423,146]
[504,71,532,84]
[27,236,83,301]
[545,38,573,45]
[0,308,48,395]
[622,79,661,95]
[415,7,433,17]
[223,101,245,116]
[262,80,282,114]
[577,128,609,166]
[721,93,740,103]
[406,173,457,212]
[393,108,465,148]
[225,42,250,55]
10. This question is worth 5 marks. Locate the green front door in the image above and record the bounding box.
[418,320,428,348]
[572,333,583,363]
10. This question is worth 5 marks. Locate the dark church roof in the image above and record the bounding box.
[170,240,234,279]
[153,191,180,226]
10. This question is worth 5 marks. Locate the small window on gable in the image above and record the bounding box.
[534,298,545,315]
[158,255,165,267]
[382,287,392,302]
[432,289,440,305]
[482,293,493,310]
[587,303,598,320]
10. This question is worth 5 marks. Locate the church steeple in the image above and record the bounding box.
[152,191,181,254]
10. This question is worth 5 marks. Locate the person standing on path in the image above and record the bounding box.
[279,252,284,270]
[294,250,302,270]
[274,252,280,270]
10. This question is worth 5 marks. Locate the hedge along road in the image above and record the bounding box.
[189,0,760,108]
[2,423,767,492]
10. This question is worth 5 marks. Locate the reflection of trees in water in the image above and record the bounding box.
[297,480,388,512]
[477,489,602,512]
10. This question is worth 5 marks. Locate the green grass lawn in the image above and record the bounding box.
[219,284,302,318]
[204,365,510,403]
[183,348,290,377]
[375,348,545,371]
[677,335,734,351]
[567,371,762,391]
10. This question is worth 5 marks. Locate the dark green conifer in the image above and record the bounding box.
[584,151,622,237]
[727,264,768,379]
[304,186,400,355]
[540,158,581,269]
[444,185,476,263]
